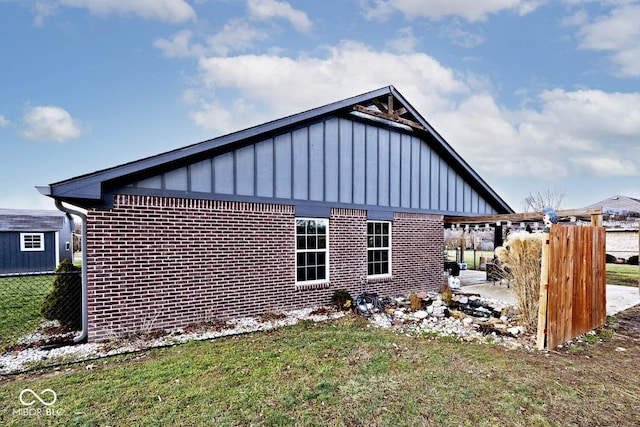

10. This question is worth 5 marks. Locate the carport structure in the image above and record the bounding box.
[444,207,631,349]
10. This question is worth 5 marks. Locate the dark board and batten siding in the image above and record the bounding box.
[0,231,57,273]
[134,116,497,215]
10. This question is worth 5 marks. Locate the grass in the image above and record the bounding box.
[2,315,640,426]
[0,275,54,348]
[73,252,82,268]
[606,263,639,287]
[446,250,495,270]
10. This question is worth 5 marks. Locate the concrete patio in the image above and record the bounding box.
[457,269,640,316]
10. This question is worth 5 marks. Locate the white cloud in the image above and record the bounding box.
[247,0,313,32]
[570,156,638,176]
[611,44,640,77]
[385,26,419,53]
[574,3,640,77]
[188,42,468,135]
[358,0,396,21]
[181,89,202,105]
[154,30,202,58]
[440,21,485,48]
[559,9,588,27]
[430,94,568,178]
[533,89,640,140]
[20,105,84,143]
[360,0,543,22]
[190,99,266,134]
[577,4,640,51]
[0,115,9,127]
[206,19,270,56]
[183,40,638,180]
[0,194,58,210]
[433,88,640,179]
[193,41,468,133]
[155,21,271,58]
[517,0,546,15]
[57,0,196,23]
[32,1,58,27]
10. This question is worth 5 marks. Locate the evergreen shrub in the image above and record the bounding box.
[40,259,82,330]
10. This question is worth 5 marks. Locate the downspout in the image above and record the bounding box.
[55,200,88,344]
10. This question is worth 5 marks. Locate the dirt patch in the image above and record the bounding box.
[615,304,640,340]
[494,304,640,427]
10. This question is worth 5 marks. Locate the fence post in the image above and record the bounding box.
[536,231,550,350]
[638,218,639,296]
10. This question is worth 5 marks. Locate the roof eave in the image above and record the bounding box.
[45,87,397,202]
[42,85,513,214]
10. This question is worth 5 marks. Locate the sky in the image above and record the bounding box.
[1,0,639,213]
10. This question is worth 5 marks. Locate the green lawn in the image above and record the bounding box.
[73,252,82,268]
[0,275,54,349]
[606,263,640,287]
[2,316,639,426]
[446,250,495,270]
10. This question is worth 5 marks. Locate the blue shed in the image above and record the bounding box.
[0,209,74,274]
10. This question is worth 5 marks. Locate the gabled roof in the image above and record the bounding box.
[0,209,66,232]
[583,195,640,217]
[38,85,512,213]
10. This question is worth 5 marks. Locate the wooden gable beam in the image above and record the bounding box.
[393,107,408,117]
[372,99,388,114]
[352,104,426,130]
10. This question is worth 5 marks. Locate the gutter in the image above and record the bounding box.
[54,200,88,344]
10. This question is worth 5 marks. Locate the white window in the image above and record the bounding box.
[20,233,45,252]
[296,218,329,283]
[367,221,391,276]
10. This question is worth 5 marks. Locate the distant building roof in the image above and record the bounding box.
[583,195,640,217]
[0,209,66,232]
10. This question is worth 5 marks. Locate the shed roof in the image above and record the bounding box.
[0,209,66,232]
[583,195,640,217]
[38,86,512,214]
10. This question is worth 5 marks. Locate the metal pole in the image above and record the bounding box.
[55,200,88,344]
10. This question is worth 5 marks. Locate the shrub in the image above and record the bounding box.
[40,259,82,330]
[438,280,453,307]
[495,232,545,333]
[331,289,353,311]
[606,254,617,264]
[628,255,639,266]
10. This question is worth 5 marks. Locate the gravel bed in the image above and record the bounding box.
[0,307,345,375]
[1,296,536,375]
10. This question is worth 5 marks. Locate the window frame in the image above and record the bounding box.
[295,217,329,285]
[367,220,391,278]
[20,233,45,252]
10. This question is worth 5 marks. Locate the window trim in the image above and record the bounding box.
[295,217,330,286]
[20,233,45,252]
[367,220,391,278]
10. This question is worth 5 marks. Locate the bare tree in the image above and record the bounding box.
[523,187,566,212]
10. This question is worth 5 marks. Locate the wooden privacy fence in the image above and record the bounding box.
[537,225,607,349]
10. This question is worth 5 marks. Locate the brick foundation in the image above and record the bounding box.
[85,195,444,341]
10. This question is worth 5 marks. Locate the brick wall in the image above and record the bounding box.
[606,231,639,259]
[86,195,296,341]
[391,212,444,293]
[329,208,368,289]
[85,195,444,341]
